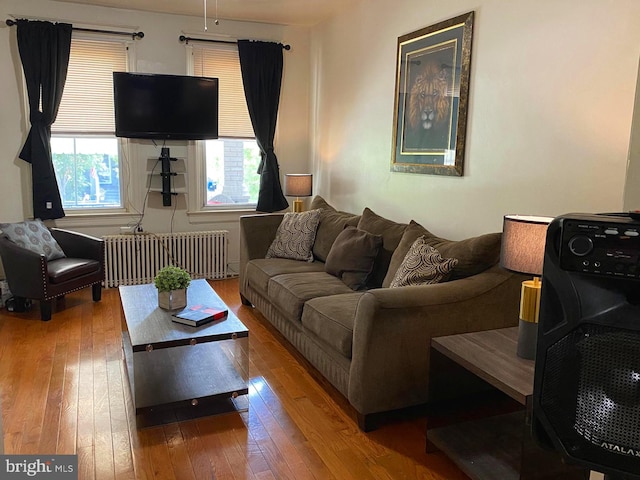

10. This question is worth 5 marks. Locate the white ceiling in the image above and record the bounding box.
[53,0,358,26]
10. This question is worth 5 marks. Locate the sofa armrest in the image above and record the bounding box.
[239,213,284,296]
[347,265,526,415]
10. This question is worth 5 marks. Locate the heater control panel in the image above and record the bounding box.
[558,215,640,280]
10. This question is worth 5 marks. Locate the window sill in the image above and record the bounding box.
[53,210,140,229]
[186,208,258,225]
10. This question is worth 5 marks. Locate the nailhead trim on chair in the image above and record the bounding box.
[42,281,102,301]
[40,257,48,299]
[39,256,102,301]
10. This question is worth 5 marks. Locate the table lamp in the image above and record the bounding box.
[500,215,553,360]
[284,174,312,212]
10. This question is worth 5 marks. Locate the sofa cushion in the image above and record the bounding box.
[268,272,354,321]
[325,227,382,291]
[383,220,502,285]
[389,236,458,287]
[266,209,321,262]
[0,219,65,261]
[356,208,407,288]
[310,195,360,262]
[246,258,325,297]
[302,292,365,359]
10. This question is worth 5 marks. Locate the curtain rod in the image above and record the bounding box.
[5,19,144,39]
[179,35,290,50]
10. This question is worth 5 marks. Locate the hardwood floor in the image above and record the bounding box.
[0,278,469,479]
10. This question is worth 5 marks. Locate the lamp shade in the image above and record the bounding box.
[284,174,312,197]
[500,215,553,276]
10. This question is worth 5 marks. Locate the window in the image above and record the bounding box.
[51,37,129,210]
[191,44,260,207]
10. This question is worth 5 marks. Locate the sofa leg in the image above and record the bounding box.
[356,413,377,432]
[40,300,52,321]
[92,283,102,302]
[240,293,252,306]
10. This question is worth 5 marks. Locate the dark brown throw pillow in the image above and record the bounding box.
[310,195,360,262]
[325,226,383,291]
[356,208,407,288]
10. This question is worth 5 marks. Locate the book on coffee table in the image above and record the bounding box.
[172,304,228,327]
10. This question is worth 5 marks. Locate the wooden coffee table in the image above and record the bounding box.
[119,279,249,427]
[427,327,589,480]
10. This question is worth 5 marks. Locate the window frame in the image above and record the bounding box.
[49,31,137,220]
[185,42,260,214]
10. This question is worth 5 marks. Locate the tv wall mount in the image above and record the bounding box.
[159,147,178,207]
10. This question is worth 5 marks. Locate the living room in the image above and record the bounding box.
[1,0,639,478]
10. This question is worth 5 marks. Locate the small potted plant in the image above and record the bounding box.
[154,265,191,310]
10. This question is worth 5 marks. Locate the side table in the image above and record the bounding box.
[427,327,589,480]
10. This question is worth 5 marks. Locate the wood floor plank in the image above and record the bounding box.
[161,423,196,480]
[177,420,215,479]
[38,338,66,454]
[92,304,117,480]
[18,322,55,454]
[77,302,96,451]
[245,384,319,479]
[0,279,471,480]
[58,311,82,455]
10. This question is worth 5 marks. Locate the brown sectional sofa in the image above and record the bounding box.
[239,196,523,430]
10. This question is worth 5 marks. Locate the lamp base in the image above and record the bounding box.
[517,318,538,360]
[516,278,542,360]
[292,199,304,213]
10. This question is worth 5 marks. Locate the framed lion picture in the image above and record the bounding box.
[391,12,474,176]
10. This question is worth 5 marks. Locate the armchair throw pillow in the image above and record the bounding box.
[325,226,383,291]
[389,236,458,288]
[266,209,321,263]
[0,219,65,261]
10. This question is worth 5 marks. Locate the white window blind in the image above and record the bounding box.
[192,46,254,138]
[53,38,128,134]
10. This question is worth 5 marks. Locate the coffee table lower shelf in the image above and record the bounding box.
[123,334,248,427]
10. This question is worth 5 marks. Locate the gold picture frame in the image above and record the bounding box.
[391,12,474,176]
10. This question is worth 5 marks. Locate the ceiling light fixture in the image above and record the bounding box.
[204,0,219,31]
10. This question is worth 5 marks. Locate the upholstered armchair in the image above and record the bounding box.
[0,222,104,321]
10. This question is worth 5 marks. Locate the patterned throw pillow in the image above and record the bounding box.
[266,209,322,262]
[0,219,66,261]
[389,236,458,288]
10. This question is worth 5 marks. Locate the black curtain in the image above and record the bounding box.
[17,20,72,220]
[237,40,289,213]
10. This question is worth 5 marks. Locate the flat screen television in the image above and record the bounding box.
[113,72,219,140]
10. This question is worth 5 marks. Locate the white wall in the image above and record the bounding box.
[3,0,640,269]
[624,59,640,210]
[0,0,311,273]
[311,0,640,240]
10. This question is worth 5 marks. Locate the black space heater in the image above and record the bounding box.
[533,213,640,480]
